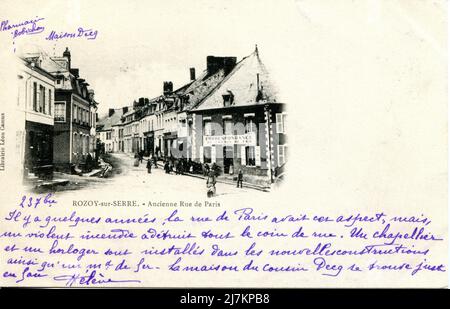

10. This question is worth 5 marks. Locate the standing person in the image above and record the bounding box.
[203,163,210,176]
[153,155,158,168]
[237,169,243,188]
[85,153,93,172]
[206,171,216,198]
[211,162,219,177]
[146,159,152,174]
[133,152,140,167]
[164,160,169,174]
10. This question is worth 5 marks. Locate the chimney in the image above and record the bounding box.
[190,68,196,81]
[108,108,115,117]
[122,106,129,114]
[163,81,173,95]
[70,68,79,77]
[206,56,237,76]
[63,47,71,69]
[223,57,237,75]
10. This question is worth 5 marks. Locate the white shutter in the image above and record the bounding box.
[255,146,261,166]
[199,146,204,163]
[278,145,285,166]
[276,113,283,133]
[241,145,246,165]
[211,146,216,163]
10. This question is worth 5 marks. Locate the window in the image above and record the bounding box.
[278,145,287,166]
[222,91,234,107]
[245,117,256,133]
[246,146,256,166]
[276,113,287,134]
[54,102,66,122]
[73,105,77,122]
[41,85,46,114]
[73,133,78,153]
[204,120,212,136]
[33,82,37,111]
[48,89,52,115]
[223,119,233,135]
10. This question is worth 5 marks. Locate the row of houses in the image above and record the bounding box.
[16,47,98,178]
[97,46,287,184]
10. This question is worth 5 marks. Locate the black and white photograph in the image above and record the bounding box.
[0,0,447,292]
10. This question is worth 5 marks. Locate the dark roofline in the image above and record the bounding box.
[21,58,56,81]
[189,52,252,111]
[189,101,284,113]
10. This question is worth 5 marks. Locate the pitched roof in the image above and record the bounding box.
[179,68,227,110]
[192,50,279,111]
[97,108,125,131]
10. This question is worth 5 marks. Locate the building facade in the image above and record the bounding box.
[189,47,286,184]
[42,47,98,171]
[17,57,56,178]
[97,107,126,153]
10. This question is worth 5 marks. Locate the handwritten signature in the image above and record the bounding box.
[53,270,141,287]
[0,17,45,39]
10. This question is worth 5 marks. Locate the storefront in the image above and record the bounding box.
[24,121,54,177]
[163,132,178,157]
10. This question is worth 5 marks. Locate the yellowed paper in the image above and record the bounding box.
[0,0,447,288]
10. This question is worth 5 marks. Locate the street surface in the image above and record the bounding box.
[56,153,270,204]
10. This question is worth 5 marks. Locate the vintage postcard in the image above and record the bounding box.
[0,0,447,289]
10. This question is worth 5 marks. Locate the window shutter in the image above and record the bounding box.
[255,146,261,166]
[36,87,40,111]
[276,113,283,133]
[211,146,216,163]
[278,145,284,166]
[241,145,246,165]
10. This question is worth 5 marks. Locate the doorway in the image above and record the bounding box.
[223,146,234,174]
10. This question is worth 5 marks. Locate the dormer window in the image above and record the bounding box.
[222,91,234,107]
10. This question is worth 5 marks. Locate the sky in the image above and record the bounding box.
[2,0,304,116]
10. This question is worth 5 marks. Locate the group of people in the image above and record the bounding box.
[163,157,192,175]
[134,151,245,197]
